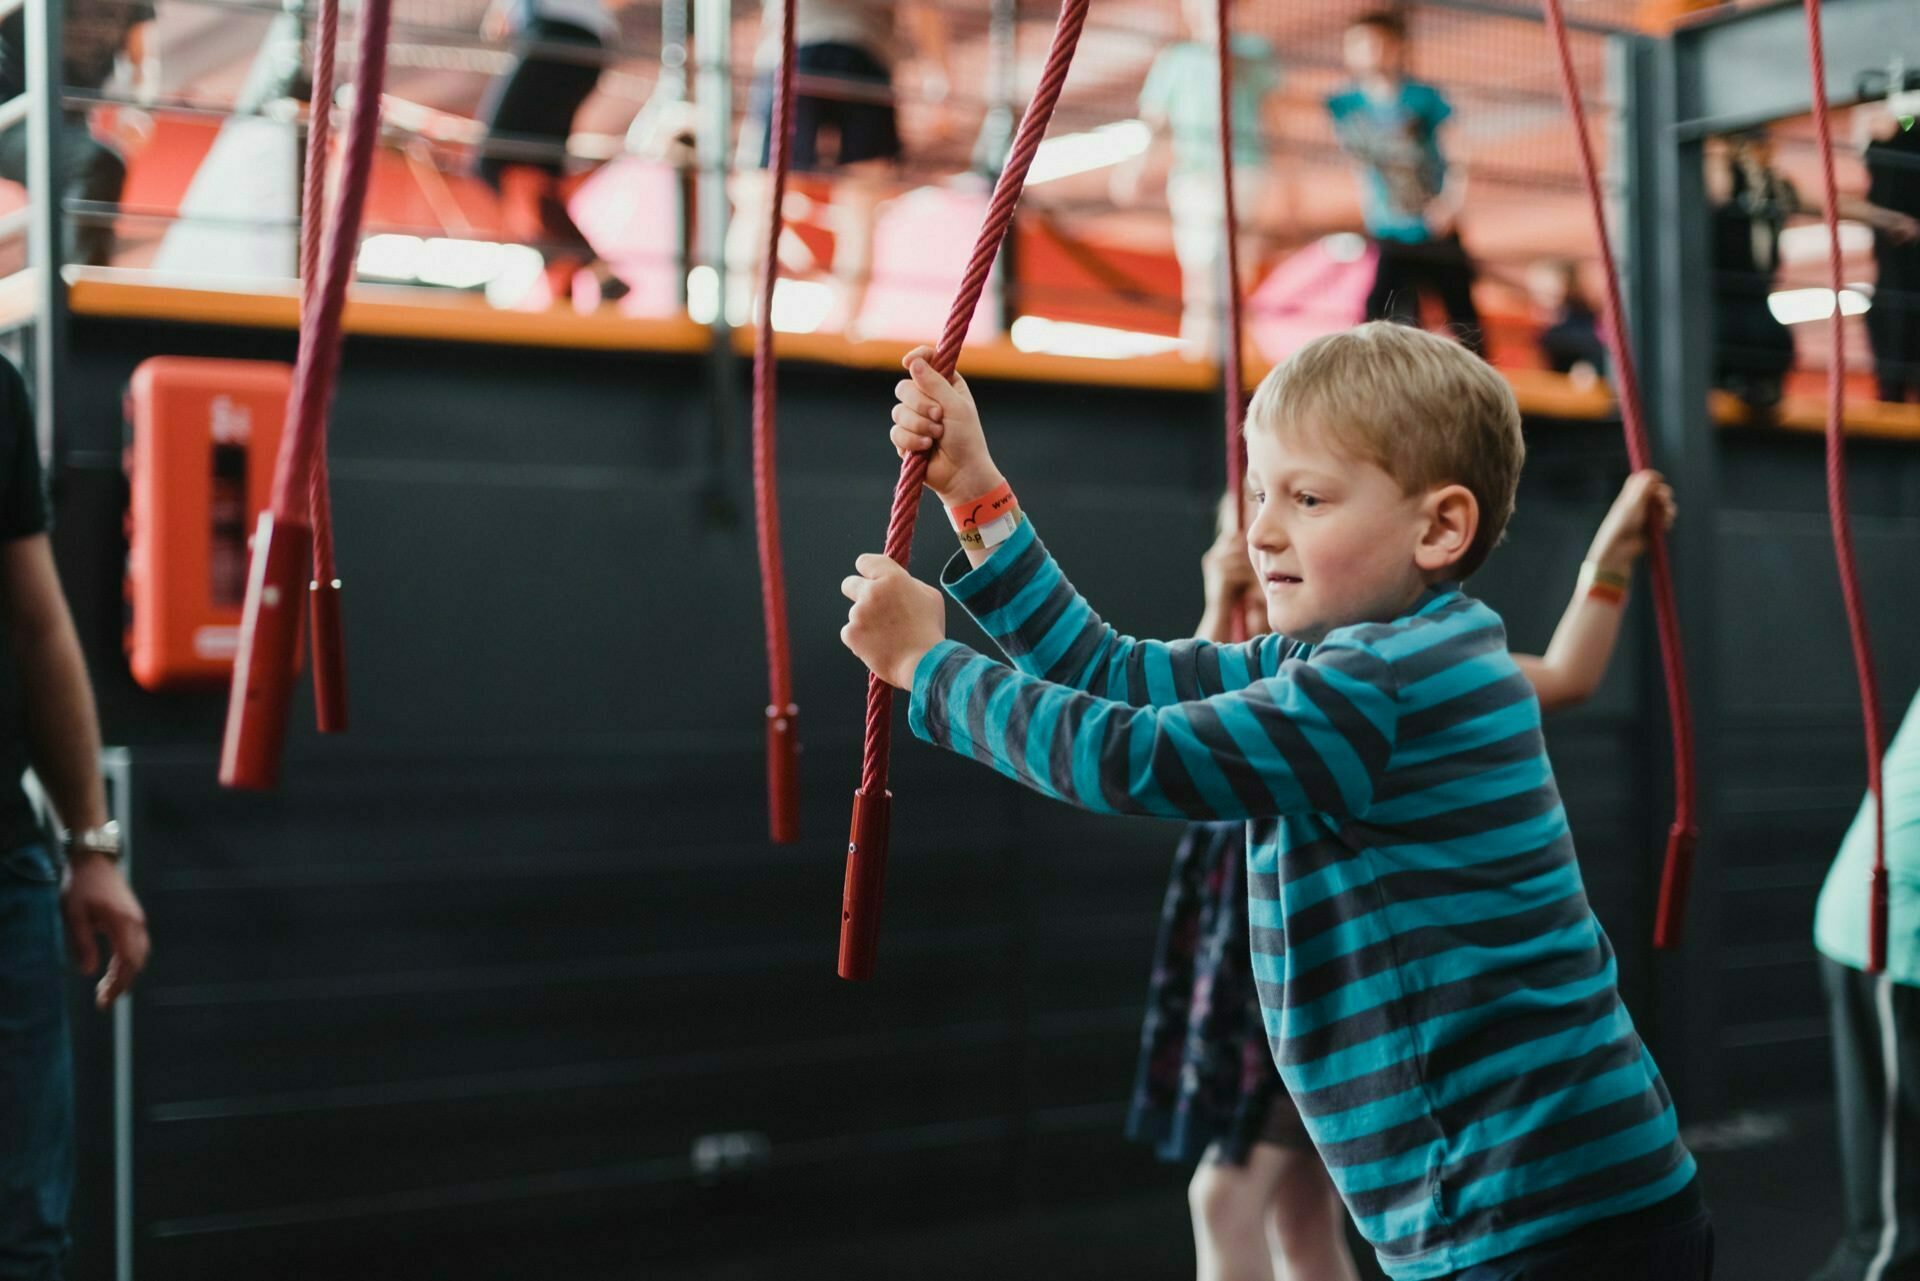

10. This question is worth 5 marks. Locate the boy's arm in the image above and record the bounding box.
[939,516,1282,703]
[890,347,1275,702]
[1512,470,1674,712]
[908,635,1397,821]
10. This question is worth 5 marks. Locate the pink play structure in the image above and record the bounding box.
[1246,238,1377,362]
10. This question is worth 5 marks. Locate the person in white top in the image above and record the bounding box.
[727,0,951,334]
[476,0,619,304]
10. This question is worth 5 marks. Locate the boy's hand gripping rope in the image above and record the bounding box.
[838,0,1092,981]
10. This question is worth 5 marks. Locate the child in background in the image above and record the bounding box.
[1111,0,1281,361]
[730,0,951,332]
[475,0,617,303]
[845,321,1710,1280]
[1135,471,1674,1281]
[1709,130,1799,411]
[1527,260,1608,388]
[1327,12,1483,355]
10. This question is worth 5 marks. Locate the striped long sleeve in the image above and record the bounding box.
[931,515,1289,705]
[908,520,1392,820]
[908,633,1397,821]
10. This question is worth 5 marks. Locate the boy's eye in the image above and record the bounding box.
[1295,492,1323,508]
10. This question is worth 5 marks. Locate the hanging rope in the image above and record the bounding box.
[1539,0,1700,947]
[838,0,1093,981]
[1803,0,1889,972]
[1215,0,1246,530]
[1214,0,1249,643]
[303,0,347,735]
[220,0,393,789]
[754,0,800,845]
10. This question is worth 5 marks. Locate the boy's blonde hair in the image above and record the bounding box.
[1246,322,1524,579]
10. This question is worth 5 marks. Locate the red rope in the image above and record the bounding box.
[839,0,1092,979]
[1215,0,1249,643]
[1215,0,1245,503]
[1803,0,1889,972]
[1539,0,1699,946]
[302,0,347,733]
[272,0,389,524]
[754,0,800,845]
[220,0,390,788]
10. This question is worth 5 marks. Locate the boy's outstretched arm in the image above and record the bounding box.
[1512,470,1676,712]
[890,347,1282,703]
[840,556,1395,821]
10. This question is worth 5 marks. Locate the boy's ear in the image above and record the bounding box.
[1415,484,1478,576]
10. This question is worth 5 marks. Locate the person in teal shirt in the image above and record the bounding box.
[1112,0,1280,361]
[1325,10,1484,355]
[1811,685,1920,1281]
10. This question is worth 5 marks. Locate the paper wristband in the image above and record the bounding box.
[956,508,1025,552]
[948,482,1017,532]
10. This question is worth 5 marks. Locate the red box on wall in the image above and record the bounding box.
[124,357,291,690]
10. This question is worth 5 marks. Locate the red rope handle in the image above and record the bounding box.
[838,0,1092,980]
[220,0,392,789]
[754,0,800,844]
[1539,0,1699,945]
[303,0,348,734]
[1804,0,1889,972]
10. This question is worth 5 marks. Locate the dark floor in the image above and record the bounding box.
[652,1102,1844,1281]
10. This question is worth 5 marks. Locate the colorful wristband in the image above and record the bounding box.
[1579,562,1630,606]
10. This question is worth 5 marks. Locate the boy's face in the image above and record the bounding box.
[1343,24,1403,78]
[1243,425,1437,644]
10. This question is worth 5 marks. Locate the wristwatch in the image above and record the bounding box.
[64,820,123,864]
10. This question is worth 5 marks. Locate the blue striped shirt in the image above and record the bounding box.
[906,519,1696,1279]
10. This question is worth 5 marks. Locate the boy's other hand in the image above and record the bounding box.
[1201,523,1258,614]
[1589,469,1677,573]
[891,345,1003,505]
[842,554,948,690]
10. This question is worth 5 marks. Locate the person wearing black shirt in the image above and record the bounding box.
[1861,117,1920,403]
[0,352,148,1279]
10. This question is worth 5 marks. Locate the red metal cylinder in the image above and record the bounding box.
[837,787,892,981]
[1651,823,1698,950]
[311,577,347,734]
[766,704,800,845]
[1869,866,1889,974]
[219,513,312,790]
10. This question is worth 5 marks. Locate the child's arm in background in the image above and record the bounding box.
[1512,470,1676,712]
[1196,517,1258,643]
[889,346,1280,703]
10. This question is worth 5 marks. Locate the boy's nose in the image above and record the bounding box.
[1247,513,1285,554]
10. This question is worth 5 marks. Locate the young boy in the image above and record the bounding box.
[841,322,1711,1280]
[1327,12,1483,355]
